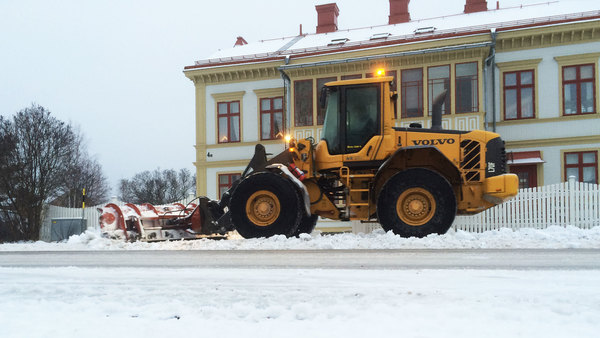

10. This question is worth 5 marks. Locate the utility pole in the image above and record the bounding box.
[81,188,86,232]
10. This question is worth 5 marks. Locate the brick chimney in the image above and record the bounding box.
[316,3,339,34]
[389,0,410,24]
[234,36,248,47]
[464,0,488,13]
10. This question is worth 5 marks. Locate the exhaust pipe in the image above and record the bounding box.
[431,89,447,131]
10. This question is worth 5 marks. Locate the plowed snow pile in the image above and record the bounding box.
[2,225,599,250]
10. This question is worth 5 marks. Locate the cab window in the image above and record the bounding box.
[345,86,379,153]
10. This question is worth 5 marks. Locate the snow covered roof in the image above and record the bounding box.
[185,1,600,71]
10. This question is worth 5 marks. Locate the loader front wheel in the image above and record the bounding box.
[294,214,318,236]
[377,168,456,238]
[230,172,301,238]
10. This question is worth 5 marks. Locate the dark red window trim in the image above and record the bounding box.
[562,64,596,116]
[427,64,451,116]
[316,77,337,125]
[401,68,424,118]
[218,173,241,199]
[294,79,313,127]
[455,62,479,114]
[341,74,362,80]
[260,96,284,140]
[503,69,535,120]
[217,101,240,144]
[564,150,598,184]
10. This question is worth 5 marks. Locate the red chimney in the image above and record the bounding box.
[464,0,488,13]
[234,36,248,47]
[389,0,410,24]
[316,3,339,34]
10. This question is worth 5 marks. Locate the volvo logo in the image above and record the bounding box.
[412,138,456,146]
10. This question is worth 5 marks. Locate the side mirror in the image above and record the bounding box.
[319,86,328,109]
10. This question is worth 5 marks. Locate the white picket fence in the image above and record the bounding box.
[39,178,600,241]
[453,177,600,232]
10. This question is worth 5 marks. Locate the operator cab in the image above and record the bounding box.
[321,82,380,155]
[316,74,395,170]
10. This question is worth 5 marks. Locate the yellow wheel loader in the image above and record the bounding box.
[100,73,518,240]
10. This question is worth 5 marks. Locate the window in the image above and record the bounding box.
[322,88,341,154]
[317,77,336,125]
[217,101,240,143]
[260,97,284,140]
[345,86,379,153]
[564,151,598,184]
[401,68,423,118]
[497,59,541,122]
[341,74,362,80]
[455,62,478,113]
[503,70,535,120]
[218,173,241,199]
[428,65,450,115]
[294,80,313,127]
[562,64,596,115]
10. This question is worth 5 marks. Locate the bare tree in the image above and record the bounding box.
[119,168,195,205]
[52,156,110,208]
[0,104,110,242]
[0,126,19,241]
[50,128,110,207]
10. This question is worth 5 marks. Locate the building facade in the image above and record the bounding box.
[184,0,600,201]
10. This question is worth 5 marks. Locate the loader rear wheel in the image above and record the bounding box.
[377,168,456,238]
[230,172,301,238]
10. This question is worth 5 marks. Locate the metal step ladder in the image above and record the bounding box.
[339,166,374,219]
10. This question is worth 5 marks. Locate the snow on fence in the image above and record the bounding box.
[39,178,600,240]
[39,195,198,242]
[453,177,600,232]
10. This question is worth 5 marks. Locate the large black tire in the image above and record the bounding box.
[377,168,456,238]
[294,214,318,236]
[230,172,302,238]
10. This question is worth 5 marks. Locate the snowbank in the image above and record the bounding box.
[2,225,599,251]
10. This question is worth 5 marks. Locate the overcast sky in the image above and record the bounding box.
[0,0,562,195]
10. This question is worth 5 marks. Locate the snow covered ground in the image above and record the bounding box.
[1,226,599,338]
[1,225,599,251]
[1,267,599,338]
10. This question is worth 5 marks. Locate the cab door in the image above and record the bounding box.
[341,83,383,164]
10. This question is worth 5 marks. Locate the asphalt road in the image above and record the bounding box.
[1,249,599,270]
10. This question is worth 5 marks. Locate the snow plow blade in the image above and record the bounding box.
[98,197,234,242]
[98,144,270,241]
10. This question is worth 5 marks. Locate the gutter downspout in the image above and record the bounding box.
[279,69,292,137]
[279,56,292,138]
[484,28,497,132]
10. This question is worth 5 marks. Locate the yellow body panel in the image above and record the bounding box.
[484,173,519,202]
[289,76,517,222]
